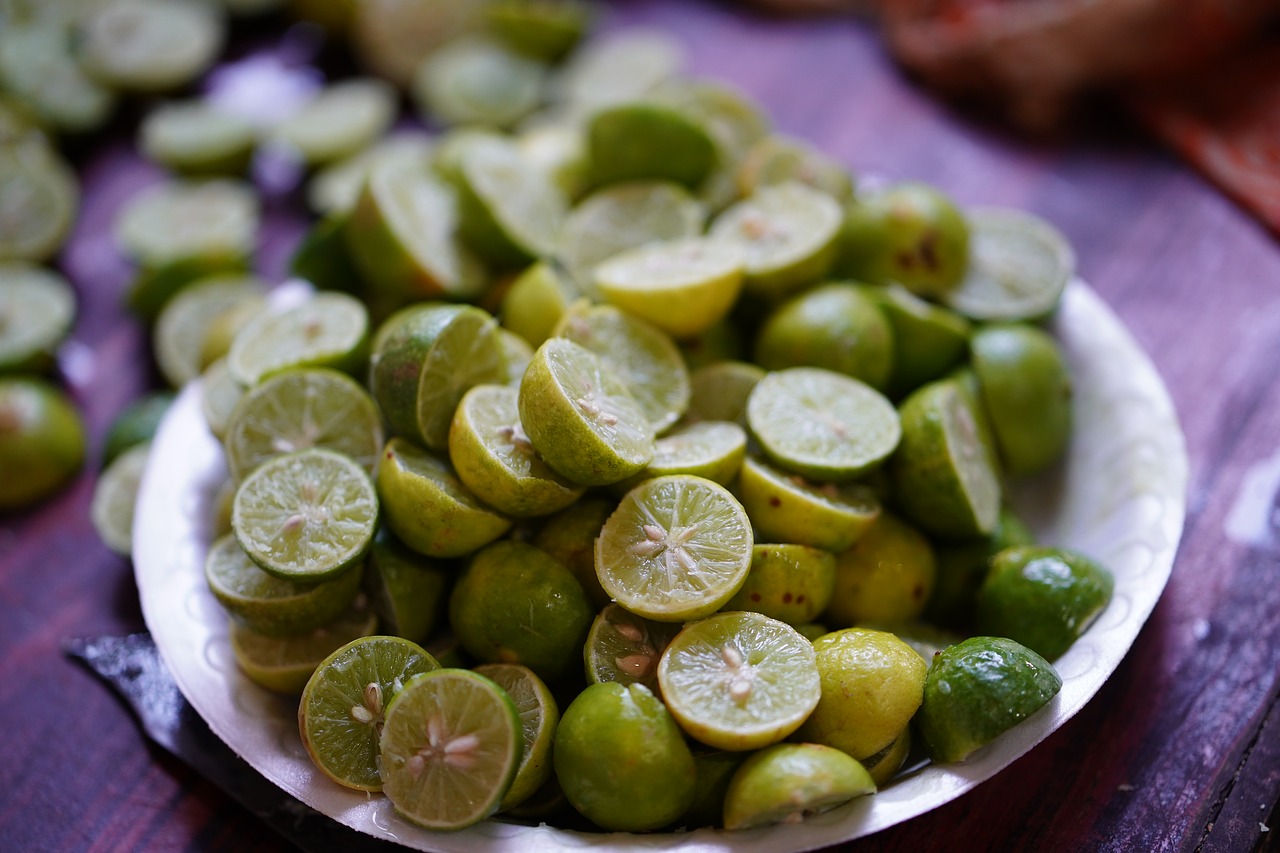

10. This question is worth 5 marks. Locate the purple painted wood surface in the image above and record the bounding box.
[2,2,1279,850]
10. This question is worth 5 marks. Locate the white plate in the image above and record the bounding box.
[134,280,1187,852]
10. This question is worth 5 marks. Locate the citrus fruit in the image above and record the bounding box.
[0,262,74,373]
[587,100,716,190]
[681,750,748,828]
[114,178,257,271]
[737,134,853,201]
[722,743,874,830]
[139,101,256,176]
[0,137,78,263]
[78,0,225,93]
[271,78,397,167]
[825,512,936,628]
[0,23,115,135]
[531,495,617,609]
[364,528,450,644]
[862,282,971,398]
[583,602,683,694]
[229,602,378,694]
[861,728,911,787]
[595,474,753,622]
[308,131,434,216]
[90,441,148,555]
[200,358,244,441]
[472,663,560,811]
[412,36,546,129]
[227,291,369,387]
[684,360,763,424]
[928,506,1035,631]
[153,275,266,388]
[725,543,837,626]
[101,392,172,469]
[734,454,881,552]
[616,420,747,492]
[298,635,439,790]
[379,668,523,829]
[453,135,566,268]
[486,0,591,61]
[657,611,821,751]
[499,260,578,347]
[552,29,684,111]
[0,377,84,511]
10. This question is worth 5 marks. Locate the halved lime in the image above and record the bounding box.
[587,101,716,190]
[747,367,900,482]
[583,602,683,694]
[890,377,1001,539]
[139,100,257,176]
[227,292,369,387]
[0,261,75,373]
[379,668,523,830]
[929,506,1035,631]
[114,179,257,269]
[204,532,362,636]
[200,358,245,440]
[153,275,266,388]
[517,337,655,486]
[531,495,617,609]
[486,0,591,61]
[454,136,567,268]
[657,610,820,751]
[308,131,435,216]
[232,447,378,581]
[554,302,690,435]
[498,328,533,385]
[229,600,378,694]
[78,0,225,93]
[499,260,578,347]
[223,368,383,481]
[709,182,842,298]
[125,254,251,324]
[725,543,837,626]
[617,420,747,493]
[90,441,148,555]
[102,392,173,469]
[0,23,116,135]
[943,207,1074,322]
[472,662,560,811]
[862,728,911,786]
[825,512,935,628]
[653,79,770,176]
[376,437,511,558]
[916,635,1061,763]
[413,36,546,129]
[863,282,971,398]
[0,137,78,262]
[271,78,398,167]
[684,360,763,424]
[447,383,584,517]
[722,743,874,830]
[515,122,589,201]
[299,635,440,791]
[555,179,705,294]
[552,29,684,110]
[364,528,451,644]
[735,454,882,553]
[738,134,853,201]
[595,474,753,622]
[594,237,745,340]
[351,0,489,87]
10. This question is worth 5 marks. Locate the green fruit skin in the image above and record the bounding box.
[927,507,1034,632]
[825,512,936,628]
[127,253,250,323]
[365,527,451,644]
[975,546,1114,661]
[0,378,85,510]
[724,543,836,625]
[753,282,895,392]
[588,103,716,190]
[448,541,593,682]
[862,283,971,399]
[722,743,875,831]
[971,323,1073,478]
[681,750,748,829]
[101,392,174,469]
[532,495,616,610]
[553,682,697,831]
[917,635,1062,763]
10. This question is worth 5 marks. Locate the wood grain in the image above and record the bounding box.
[1,1,1278,851]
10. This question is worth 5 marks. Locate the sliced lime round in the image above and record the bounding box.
[735,454,882,552]
[0,23,116,135]
[583,602,683,694]
[308,131,434,216]
[200,358,245,440]
[78,0,225,93]
[114,179,257,269]
[229,601,378,694]
[684,360,764,425]
[139,100,257,176]
[153,275,266,388]
[943,207,1074,322]
[552,29,684,110]
[0,261,75,373]
[91,441,148,555]
[0,137,78,262]
[617,420,746,492]
[413,36,546,129]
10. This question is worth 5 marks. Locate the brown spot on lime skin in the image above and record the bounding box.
[768,496,782,508]
[913,583,924,600]
[796,594,805,604]
[750,592,761,602]
[782,592,793,603]
[919,230,939,271]
[896,252,915,270]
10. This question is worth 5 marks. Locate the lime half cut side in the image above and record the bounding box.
[747,367,901,482]
[230,603,378,695]
[595,474,753,622]
[583,602,683,693]
[379,668,523,830]
[472,663,560,812]
[227,292,369,387]
[232,448,378,582]
[0,262,75,373]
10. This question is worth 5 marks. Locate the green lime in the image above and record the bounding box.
[139,100,256,176]
[928,506,1034,631]
[412,36,546,129]
[554,301,690,435]
[454,135,567,268]
[0,23,115,135]
[210,477,235,537]
[709,182,842,299]
[449,540,592,682]
[486,0,591,61]
[582,602,683,694]
[472,662,560,811]
[862,282,971,398]
[916,636,1061,763]
[594,237,745,340]
[684,360,763,424]
[734,454,881,552]
[0,261,75,373]
[299,635,439,791]
[308,131,434,216]
[90,441,148,555]
[0,377,84,511]
[517,337,655,486]
[976,546,1113,661]
[795,627,927,761]
[553,29,684,110]
[364,528,450,644]
[344,157,489,302]
[376,437,511,558]
[587,100,716,190]
[596,474,754,622]
[722,743,874,830]
[78,0,225,93]
[555,179,705,295]
[232,447,378,582]
[616,420,747,492]
[890,377,1001,539]
[531,495,617,609]
[229,601,378,694]
[227,292,369,387]
[114,179,257,270]
[153,275,266,388]
[942,207,1074,322]
[351,0,490,87]
[753,282,895,392]
[553,682,696,831]
[837,182,969,298]
[825,512,936,628]
[200,358,244,441]
[102,392,173,469]
[271,78,397,167]
[737,134,853,201]
[0,137,78,263]
[204,532,362,636]
[970,322,1073,478]
[223,368,383,481]
[658,611,820,751]
[499,260,578,348]
[447,383,584,517]
[747,367,901,482]
[287,217,371,313]
[515,122,589,201]
[725,543,837,626]
[379,668,523,829]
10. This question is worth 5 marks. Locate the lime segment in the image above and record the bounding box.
[583,602,683,694]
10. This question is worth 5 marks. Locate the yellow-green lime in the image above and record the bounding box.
[232,447,378,581]
[472,663,560,811]
[737,134,853,201]
[102,392,173,469]
[499,260,578,347]
[0,377,85,511]
[229,602,378,694]
[552,29,684,111]
[299,635,439,791]
[725,543,837,626]
[486,0,591,61]
[0,262,75,373]
[200,358,244,441]
[454,135,566,268]
[678,319,747,371]
[615,420,747,492]
[862,282,971,398]
[586,101,716,190]
[515,122,589,201]
[78,0,225,93]
[596,474,753,622]
[153,275,266,388]
[861,728,911,787]
[657,611,820,751]
[227,292,369,387]
[583,602,683,694]
[126,254,251,325]
[308,131,434,216]
[350,0,490,87]
[0,24,115,136]
[412,36,546,130]
[90,441,148,555]
[379,668,523,830]
[684,360,763,424]
[364,528,450,644]
[271,78,397,167]
[722,743,874,831]
[825,512,936,628]
[498,328,533,385]
[114,179,256,269]
[916,636,1061,763]
[531,495,617,609]
[376,437,511,558]
[0,137,78,263]
[139,100,256,176]
[735,454,881,552]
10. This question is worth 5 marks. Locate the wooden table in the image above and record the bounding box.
[3,1,1278,850]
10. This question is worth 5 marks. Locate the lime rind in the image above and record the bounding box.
[455,136,567,267]
[617,420,747,492]
[229,603,379,695]
[472,662,561,812]
[91,441,149,556]
[722,743,874,831]
[735,454,882,552]
[0,137,78,263]
[413,36,547,129]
